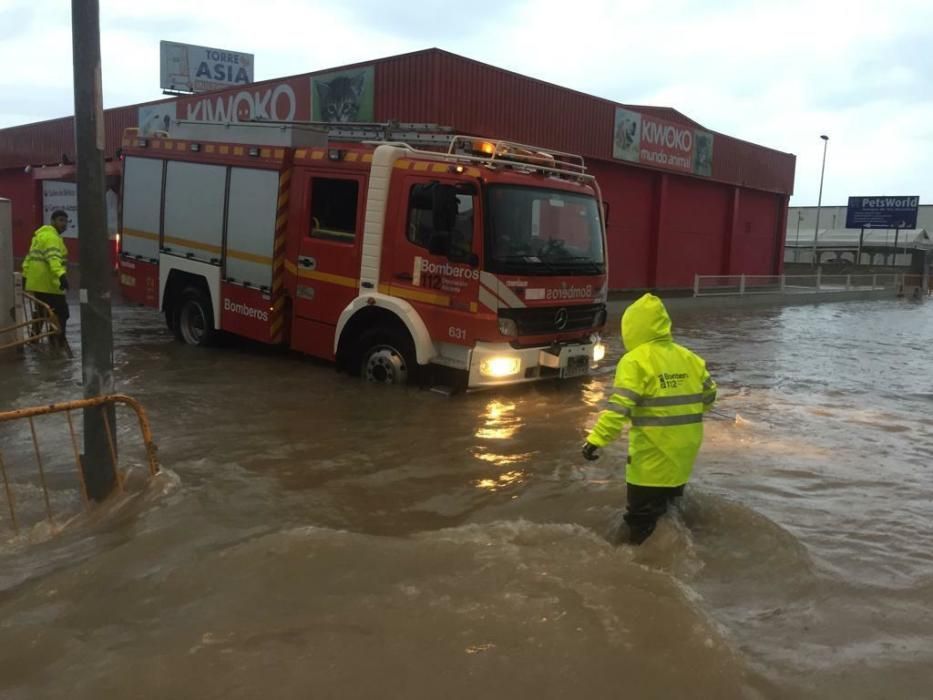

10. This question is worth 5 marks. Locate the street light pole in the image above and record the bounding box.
[812,134,829,267]
[795,210,803,263]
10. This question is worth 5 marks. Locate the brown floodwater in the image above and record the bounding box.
[1,297,932,699]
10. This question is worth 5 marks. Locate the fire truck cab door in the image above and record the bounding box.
[292,169,365,327]
[387,176,481,346]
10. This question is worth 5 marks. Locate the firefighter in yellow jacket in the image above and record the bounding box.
[22,210,71,345]
[582,293,717,544]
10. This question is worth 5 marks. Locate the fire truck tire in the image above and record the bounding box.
[359,329,418,385]
[174,288,216,347]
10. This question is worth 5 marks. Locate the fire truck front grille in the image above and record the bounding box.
[499,303,606,336]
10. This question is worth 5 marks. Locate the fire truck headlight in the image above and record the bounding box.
[497,318,518,338]
[593,342,607,363]
[480,356,521,378]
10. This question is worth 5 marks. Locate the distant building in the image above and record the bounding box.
[787,204,933,266]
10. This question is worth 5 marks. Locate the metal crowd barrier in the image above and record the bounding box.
[1,275,73,357]
[693,272,904,297]
[0,394,160,533]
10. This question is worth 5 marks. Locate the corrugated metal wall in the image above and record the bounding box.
[590,158,786,289]
[2,48,795,194]
[589,161,658,289]
[660,176,733,287]
[734,188,785,276]
[0,48,795,287]
[0,106,138,169]
[374,50,795,196]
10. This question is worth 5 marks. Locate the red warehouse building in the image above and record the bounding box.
[0,48,795,290]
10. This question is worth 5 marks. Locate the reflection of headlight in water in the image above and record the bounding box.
[480,356,521,378]
[593,342,607,363]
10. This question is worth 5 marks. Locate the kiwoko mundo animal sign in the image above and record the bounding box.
[160,40,254,94]
[613,107,715,177]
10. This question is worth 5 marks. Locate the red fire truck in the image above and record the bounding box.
[118,121,608,389]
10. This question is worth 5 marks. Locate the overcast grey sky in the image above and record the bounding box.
[1,0,931,206]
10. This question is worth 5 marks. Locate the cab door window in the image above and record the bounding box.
[309,177,359,242]
[407,182,476,261]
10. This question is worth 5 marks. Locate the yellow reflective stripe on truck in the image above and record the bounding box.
[123,228,159,241]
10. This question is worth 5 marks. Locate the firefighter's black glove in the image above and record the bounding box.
[59,276,69,291]
[581,442,600,461]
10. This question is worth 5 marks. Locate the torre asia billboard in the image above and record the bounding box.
[613,107,714,177]
[160,41,254,93]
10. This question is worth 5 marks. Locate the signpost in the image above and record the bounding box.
[846,196,919,266]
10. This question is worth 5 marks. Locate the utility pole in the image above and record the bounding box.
[72,0,116,500]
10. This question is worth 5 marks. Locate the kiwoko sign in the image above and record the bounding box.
[138,79,308,134]
[613,107,714,177]
[160,41,254,93]
[845,196,920,229]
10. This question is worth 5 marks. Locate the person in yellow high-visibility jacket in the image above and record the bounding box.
[22,210,71,345]
[582,293,717,544]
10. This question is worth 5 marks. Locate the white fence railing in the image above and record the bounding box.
[693,273,905,297]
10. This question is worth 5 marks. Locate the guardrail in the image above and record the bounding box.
[0,394,160,533]
[693,272,905,297]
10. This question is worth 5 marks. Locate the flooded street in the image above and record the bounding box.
[1,297,932,699]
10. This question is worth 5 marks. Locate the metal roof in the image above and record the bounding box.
[786,227,931,249]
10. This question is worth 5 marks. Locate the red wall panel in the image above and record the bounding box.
[590,161,657,289]
[731,189,782,275]
[657,176,732,288]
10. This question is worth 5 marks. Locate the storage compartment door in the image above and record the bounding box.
[121,156,163,261]
[225,167,278,290]
[163,161,226,264]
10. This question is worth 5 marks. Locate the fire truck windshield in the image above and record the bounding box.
[484,185,605,275]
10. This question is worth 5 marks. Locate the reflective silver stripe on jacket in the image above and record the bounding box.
[617,388,643,403]
[640,393,704,407]
[606,402,632,417]
[631,413,704,427]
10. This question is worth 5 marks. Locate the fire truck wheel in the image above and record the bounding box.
[359,330,417,385]
[175,288,216,347]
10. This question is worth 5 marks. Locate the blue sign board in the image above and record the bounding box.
[845,196,919,229]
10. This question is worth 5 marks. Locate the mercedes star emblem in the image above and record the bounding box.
[554,308,569,330]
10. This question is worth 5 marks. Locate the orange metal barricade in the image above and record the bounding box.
[0,394,160,533]
[0,291,71,356]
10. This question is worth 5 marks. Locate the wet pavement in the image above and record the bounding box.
[1,297,932,698]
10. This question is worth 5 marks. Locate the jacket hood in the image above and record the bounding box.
[621,293,672,351]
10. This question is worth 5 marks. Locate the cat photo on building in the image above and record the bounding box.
[312,66,375,123]
[693,130,714,177]
[613,107,641,162]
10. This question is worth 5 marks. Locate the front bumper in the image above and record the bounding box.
[466,336,604,389]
